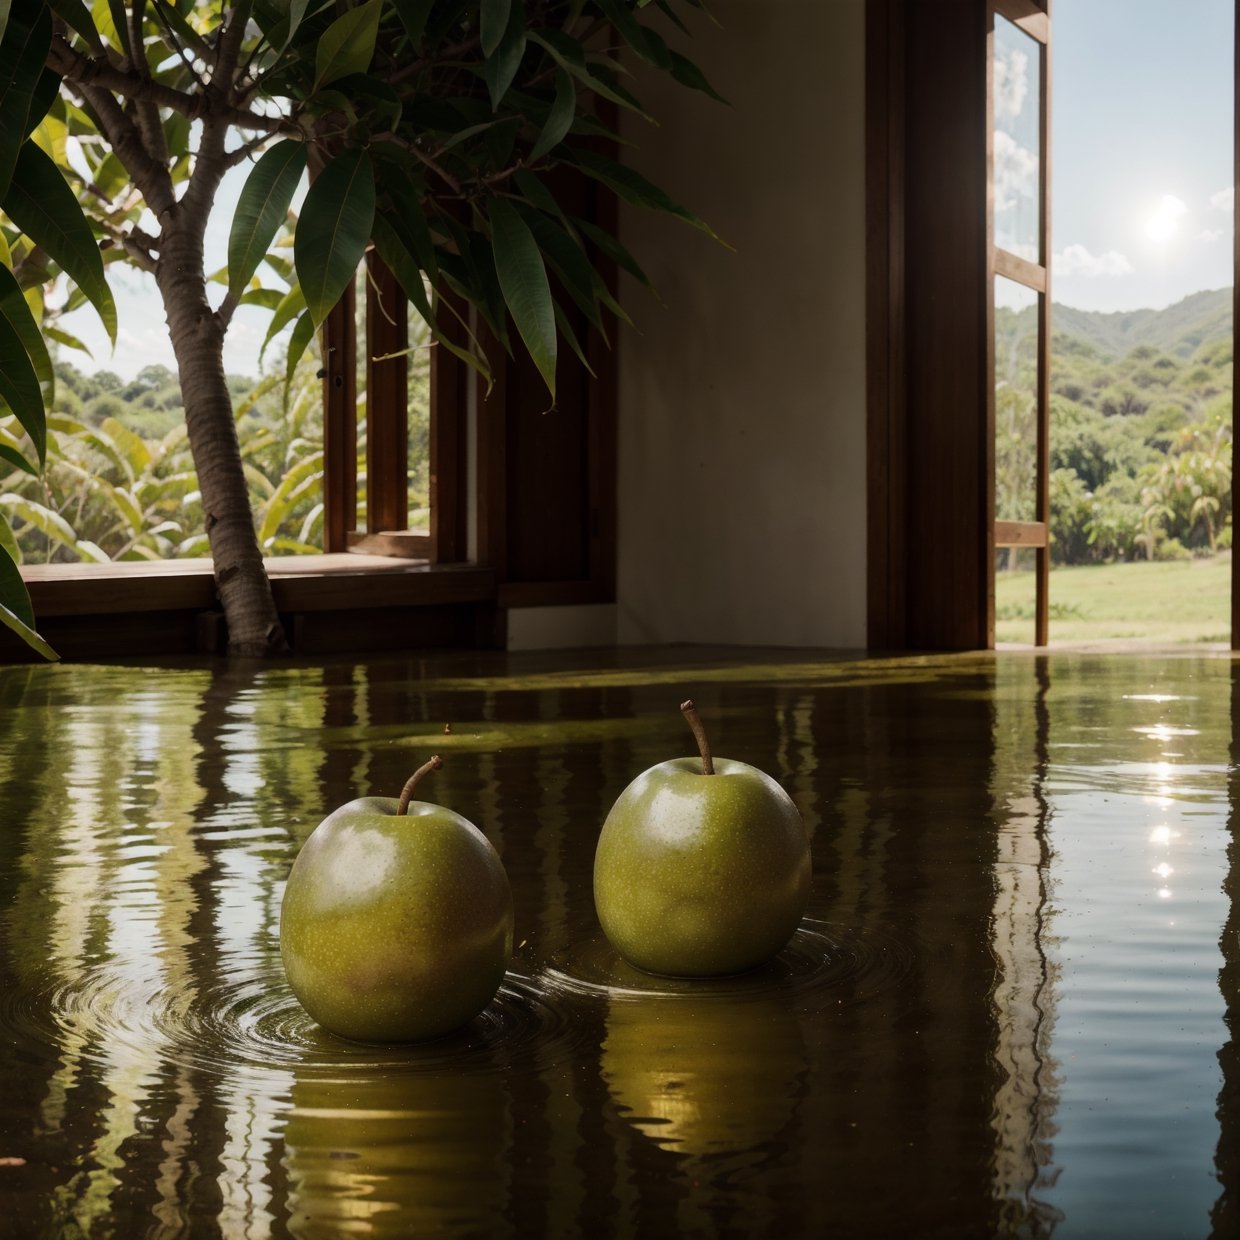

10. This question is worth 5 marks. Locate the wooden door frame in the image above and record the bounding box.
[866,0,1237,653]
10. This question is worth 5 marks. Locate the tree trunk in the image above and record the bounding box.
[156,229,288,656]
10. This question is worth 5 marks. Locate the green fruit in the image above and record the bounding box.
[280,757,514,1043]
[593,702,811,976]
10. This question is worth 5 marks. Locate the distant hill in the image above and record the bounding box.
[1052,288,1231,359]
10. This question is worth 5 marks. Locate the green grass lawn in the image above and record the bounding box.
[995,554,1232,646]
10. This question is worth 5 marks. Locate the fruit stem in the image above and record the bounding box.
[680,700,715,775]
[397,755,443,815]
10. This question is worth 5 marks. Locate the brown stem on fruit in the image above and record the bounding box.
[397,755,443,815]
[680,700,716,775]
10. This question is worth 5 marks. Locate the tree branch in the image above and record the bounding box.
[371,133,463,195]
[49,34,294,135]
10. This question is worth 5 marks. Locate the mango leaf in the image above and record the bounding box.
[0,1,52,201]
[392,0,434,50]
[528,29,653,120]
[528,69,575,163]
[0,442,35,474]
[260,283,307,361]
[669,48,728,104]
[228,139,308,299]
[294,148,374,328]
[313,0,381,91]
[100,415,152,476]
[284,309,315,401]
[480,0,510,56]
[594,0,670,69]
[484,19,527,111]
[0,301,42,465]
[240,287,284,310]
[0,263,50,402]
[44,324,92,356]
[565,147,724,242]
[3,142,118,344]
[0,0,11,46]
[552,300,595,375]
[370,210,434,324]
[0,545,55,659]
[488,197,556,399]
[515,202,601,330]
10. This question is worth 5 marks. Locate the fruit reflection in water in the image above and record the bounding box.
[603,993,804,1158]
[285,1070,510,1236]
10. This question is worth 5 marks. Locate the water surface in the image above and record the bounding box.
[0,648,1236,1237]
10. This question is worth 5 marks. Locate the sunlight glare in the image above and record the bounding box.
[1144,194,1187,243]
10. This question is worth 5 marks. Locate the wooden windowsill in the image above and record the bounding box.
[21,554,496,617]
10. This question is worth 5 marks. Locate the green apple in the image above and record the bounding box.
[593,701,811,976]
[280,756,514,1043]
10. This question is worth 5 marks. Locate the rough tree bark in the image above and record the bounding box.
[48,8,290,656]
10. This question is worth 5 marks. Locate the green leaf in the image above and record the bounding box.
[44,324,93,356]
[480,0,510,56]
[371,155,437,280]
[484,21,527,111]
[565,147,723,242]
[392,0,434,50]
[260,283,307,361]
[3,142,117,345]
[370,211,434,324]
[0,263,51,403]
[669,48,728,104]
[314,0,381,91]
[594,0,670,68]
[294,149,375,328]
[528,69,575,163]
[228,140,308,299]
[0,442,35,474]
[0,303,43,465]
[0,1,52,201]
[284,309,316,401]
[528,29,652,119]
[489,197,556,399]
[106,0,129,55]
[515,202,601,329]
[0,542,55,659]
[573,215,652,287]
[46,0,102,50]
[0,0,11,46]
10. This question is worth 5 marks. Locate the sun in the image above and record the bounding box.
[1145,194,1187,243]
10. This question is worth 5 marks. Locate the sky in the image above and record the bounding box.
[1050,0,1234,312]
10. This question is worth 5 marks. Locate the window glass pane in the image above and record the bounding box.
[995,276,1039,524]
[994,15,1041,261]
[354,267,369,536]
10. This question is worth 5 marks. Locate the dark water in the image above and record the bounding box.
[0,648,1236,1238]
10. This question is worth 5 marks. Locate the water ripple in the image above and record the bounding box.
[542,917,916,1012]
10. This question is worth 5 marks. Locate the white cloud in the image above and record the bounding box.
[993,45,1030,120]
[1210,186,1234,212]
[1198,228,1226,243]
[1053,244,1133,278]
[994,130,1038,212]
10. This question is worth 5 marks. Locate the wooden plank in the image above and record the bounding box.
[429,291,470,563]
[346,531,432,557]
[866,0,908,650]
[322,278,358,552]
[994,248,1047,292]
[993,0,1049,42]
[994,520,1047,547]
[21,557,493,616]
[365,253,409,535]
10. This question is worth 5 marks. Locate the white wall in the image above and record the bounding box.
[614,0,868,649]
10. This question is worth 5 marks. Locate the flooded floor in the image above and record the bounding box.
[0,647,1237,1237]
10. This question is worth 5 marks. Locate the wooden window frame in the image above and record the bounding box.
[989,0,1052,648]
